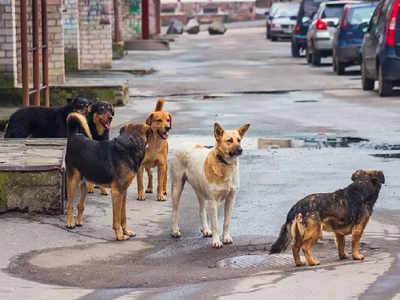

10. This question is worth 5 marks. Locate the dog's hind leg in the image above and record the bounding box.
[171,174,186,238]
[209,200,223,248]
[137,166,146,201]
[145,167,153,193]
[76,181,89,227]
[121,189,136,238]
[222,191,236,244]
[199,197,212,237]
[291,215,306,266]
[334,233,349,259]
[301,219,321,266]
[111,187,129,241]
[66,169,80,229]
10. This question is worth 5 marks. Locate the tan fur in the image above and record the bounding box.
[137,98,171,201]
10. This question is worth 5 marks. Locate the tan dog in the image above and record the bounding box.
[137,98,172,201]
[170,122,250,248]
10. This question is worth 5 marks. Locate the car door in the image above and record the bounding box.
[362,1,383,78]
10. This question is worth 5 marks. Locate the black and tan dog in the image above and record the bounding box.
[270,170,385,266]
[137,98,171,201]
[5,97,89,138]
[86,101,115,195]
[65,112,150,240]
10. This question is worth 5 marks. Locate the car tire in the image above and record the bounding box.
[291,41,300,58]
[335,59,345,75]
[361,60,374,91]
[332,56,336,72]
[306,47,312,64]
[311,48,321,66]
[266,28,271,39]
[271,36,278,42]
[378,65,393,97]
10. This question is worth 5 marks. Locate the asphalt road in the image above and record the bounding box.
[2,26,400,300]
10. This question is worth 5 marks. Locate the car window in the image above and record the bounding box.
[347,5,377,28]
[376,0,392,31]
[369,1,383,29]
[322,4,345,19]
[275,5,299,18]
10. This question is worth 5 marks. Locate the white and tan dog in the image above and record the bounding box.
[170,122,250,248]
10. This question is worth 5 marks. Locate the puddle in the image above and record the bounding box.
[370,153,400,159]
[258,136,370,149]
[295,100,319,103]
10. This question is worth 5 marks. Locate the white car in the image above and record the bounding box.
[267,2,299,41]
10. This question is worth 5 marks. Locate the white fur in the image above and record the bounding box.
[170,145,240,248]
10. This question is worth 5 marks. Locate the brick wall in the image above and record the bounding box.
[79,0,112,69]
[13,0,65,86]
[0,0,17,87]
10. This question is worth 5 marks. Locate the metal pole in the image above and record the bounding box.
[20,0,29,107]
[41,0,50,107]
[155,0,160,34]
[32,0,41,106]
[113,0,120,42]
[142,0,150,39]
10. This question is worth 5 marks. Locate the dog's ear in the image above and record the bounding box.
[372,171,385,184]
[146,113,153,125]
[144,124,152,139]
[237,123,250,138]
[214,122,224,141]
[168,113,172,128]
[351,170,365,182]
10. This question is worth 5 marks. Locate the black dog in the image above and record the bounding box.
[65,112,150,240]
[5,97,89,138]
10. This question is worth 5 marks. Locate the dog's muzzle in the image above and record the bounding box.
[158,126,171,140]
[229,146,243,157]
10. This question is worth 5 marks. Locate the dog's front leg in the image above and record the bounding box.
[137,165,146,201]
[145,167,153,193]
[112,188,128,240]
[121,189,136,238]
[351,224,367,260]
[222,191,236,244]
[199,198,212,237]
[209,201,222,248]
[66,170,80,229]
[157,163,167,201]
[76,181,89,226]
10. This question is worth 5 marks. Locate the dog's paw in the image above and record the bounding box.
[87,184,94,193]
[100,188,108,195]
[145,188,153,194]
[201,228,212,238]
[223,234,233,244]
[339,253,349,260]
[66,223,76,229]
[137,192,146,201]
[308,259,320,266]
[123,229,136,237]
[157,193,167,201]
[66,216,76,229]
[353,253,364,260]
[212,239,223,248]
[295,260,306,267]
[171,230,181,238]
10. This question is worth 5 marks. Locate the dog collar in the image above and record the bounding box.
[216,154,230,165]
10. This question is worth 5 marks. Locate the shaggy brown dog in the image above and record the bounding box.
[65,113,150,240]
[137,98,171,201]
[270,170,385,266]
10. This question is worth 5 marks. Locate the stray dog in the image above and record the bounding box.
[137,98,171,201]
[170,122,250,248]
[270,170,385,266]
[65,112,150,240]
[86,101,115,195]
[5,97,89,138]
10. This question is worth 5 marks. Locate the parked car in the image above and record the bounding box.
[291,0,325,57]
[361,0,400,96]
[332,2,378,75]
[266,2,299,41]
[306,1,357,66]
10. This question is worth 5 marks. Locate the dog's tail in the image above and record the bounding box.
[270,213,303,254]
[66,112,93,139]
[155,98,164,112]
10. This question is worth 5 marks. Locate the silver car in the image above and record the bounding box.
[266,2,299,41]
[306,1,357,66]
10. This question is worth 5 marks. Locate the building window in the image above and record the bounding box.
[203,7,218,14]
[162,7,176,14]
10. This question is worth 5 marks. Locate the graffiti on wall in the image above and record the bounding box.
[125,0,141,34]
[63,0,78,29]
[85,0,111,24]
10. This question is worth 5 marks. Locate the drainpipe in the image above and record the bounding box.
[113,0,120,42]
[142,0,150,39]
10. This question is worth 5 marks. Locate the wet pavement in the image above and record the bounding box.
[2,26,400,299]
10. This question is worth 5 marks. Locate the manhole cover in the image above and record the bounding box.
[216,254,293,269]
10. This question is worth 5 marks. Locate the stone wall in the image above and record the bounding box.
[79,0,112,69]
[0,0,17,88]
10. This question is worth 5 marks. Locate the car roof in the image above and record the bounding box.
[323,0,361,5]
[346,1,378,8]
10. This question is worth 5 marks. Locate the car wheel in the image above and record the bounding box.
[271,36,278,42]
[378,65,393,97]
[335,59,345,75]
[332,56,336,72]
[361,60,374,91]
[266,28,271,39]
[311,48,321,66]
[291,41,300,58]
[306,47,312,64]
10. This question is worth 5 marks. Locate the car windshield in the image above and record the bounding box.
[347,5,377,27]
[303,0,324,17]
[322,4,346,19]
[274,5,299,18]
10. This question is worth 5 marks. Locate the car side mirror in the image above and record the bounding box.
[359,22,369,33]
[302,16,311,25]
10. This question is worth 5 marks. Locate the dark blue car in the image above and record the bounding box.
[332,2,378,75]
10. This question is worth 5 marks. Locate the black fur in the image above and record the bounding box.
[65,124,147,185]
[88,101,114,141]
[5,98,89,138]
[270,170,385,254]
